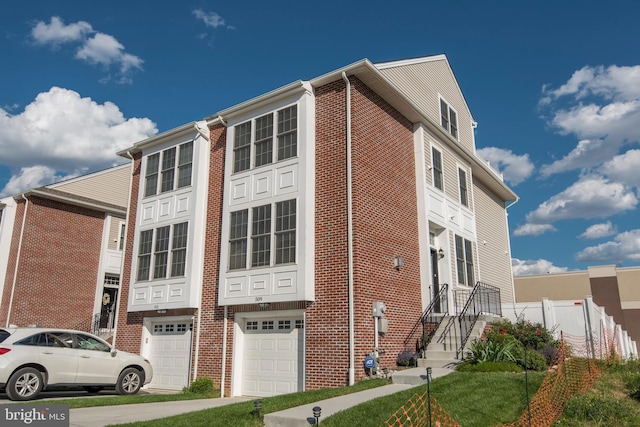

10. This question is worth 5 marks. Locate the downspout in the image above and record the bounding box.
[220,306,228,397]
[5,194,29,327]
[505,197,520,305]
[342,72,355,386]
[111,150,136,348]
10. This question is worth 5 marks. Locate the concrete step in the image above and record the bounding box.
[391,366,455,386]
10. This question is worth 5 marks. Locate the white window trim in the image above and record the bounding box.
[143,141,194,197]
[431,145,444,192]
[135,222,189,282]
[457,166,469,208]
[439,96,458,140]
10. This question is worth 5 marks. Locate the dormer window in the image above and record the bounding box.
[440,98,458,139]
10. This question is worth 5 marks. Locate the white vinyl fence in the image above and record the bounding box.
[502,296,638,360]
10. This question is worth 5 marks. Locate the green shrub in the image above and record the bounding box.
[489,316,557,351]
[396,350,418,367]
[183,377,215,395]
[455,361,523,373]
[467,338,517,363]
[510,344,548,371]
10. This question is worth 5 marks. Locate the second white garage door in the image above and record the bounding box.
[241,318,303,397]
[148,320,193,390]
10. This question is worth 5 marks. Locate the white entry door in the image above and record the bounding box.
[241,318,303,397]
[148,320,193,390]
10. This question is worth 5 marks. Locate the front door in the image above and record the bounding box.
[430,249,441,313]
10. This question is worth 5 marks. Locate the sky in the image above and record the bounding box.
[1,1,639,276]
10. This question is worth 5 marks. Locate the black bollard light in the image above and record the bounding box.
[312,406,322,425]
[254,399,262,417]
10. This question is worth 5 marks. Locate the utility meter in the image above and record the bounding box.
[372,301,386,318]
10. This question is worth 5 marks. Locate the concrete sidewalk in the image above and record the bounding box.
[69,396,252,427]
[263,384,414,427]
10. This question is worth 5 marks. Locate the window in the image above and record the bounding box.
[228,199,296,270]
[278,320,291,330]
[171,222,188,277]
[233,105,298,173]
[177,141,193,188]
[118,222,126,250]
[251,205,271,267]
[254,114,273,167]
[262,321,274,330]
[104,274,120,286]
[459,168,468,207]
[144,154,160,197]
[160,148,176,193]
[246,321,258,330]
[153,226,170,279]
[137,230,153,281]
[277,106,297,160]
[455,235,474,286]
[233,122,251,173]
[432,147,443,191]
[76,333,110,352]
[136,222,189,281]
[275,199,296,264]
[440,99,458,139]
[144,142,194,197]
[229,210,248,270]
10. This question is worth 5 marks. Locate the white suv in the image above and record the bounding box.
[0,327,153,401]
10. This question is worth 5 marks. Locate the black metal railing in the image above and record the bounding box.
[456,281,502,358]
[403,284,449,355]
[72,313,113,335]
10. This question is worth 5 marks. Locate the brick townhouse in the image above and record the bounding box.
[0,165,130,333]
[113,54,518,396]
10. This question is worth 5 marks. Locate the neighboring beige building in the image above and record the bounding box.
[514,265,640,345]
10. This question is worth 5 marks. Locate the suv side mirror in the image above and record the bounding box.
[111,349,117,357]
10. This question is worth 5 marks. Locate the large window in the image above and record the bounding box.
[455,235,474,286]
[432,147,443,191]
[232,105,298,173]
[228,199,296,270]
[229,210,248,270]
[136,222,189,281]
[144,141,194,197]
[459,168,468,207]
[440,98,458,139]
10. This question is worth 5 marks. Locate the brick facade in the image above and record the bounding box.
[0,196,104,329]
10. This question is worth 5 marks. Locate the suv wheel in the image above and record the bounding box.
[6,367,44,401]
[115,367,143,395]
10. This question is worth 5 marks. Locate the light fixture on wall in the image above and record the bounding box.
[393,256,404,271]
[438,248,445,259]
[156,309,167,314]
[258,302,270,309]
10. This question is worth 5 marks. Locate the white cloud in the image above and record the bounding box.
[579,221,617,239]
[513,223,557,237]
[598,149,640,189]
[0,166,77,197]
[476,147,534,185]
[540,65,640,176]
[0,87,157,195]
[576,229,640,262]
[193,9,230,29]
[31,16,92,45]
[76,33,143,75]
[511,258,569,276]
[525,176,637,224]
[30,17,143,83]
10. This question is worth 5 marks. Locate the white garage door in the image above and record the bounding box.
[242,318,303,397]
[148,321,193,390]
